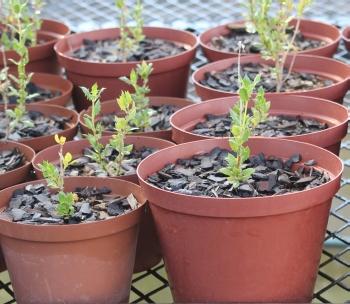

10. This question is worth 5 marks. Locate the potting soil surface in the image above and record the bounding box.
[201,63,333,93]
[71,38,186,63]
[209,25,326,54]
[192,113,328,137]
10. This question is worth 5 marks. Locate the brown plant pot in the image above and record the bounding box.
[0,141,35,273]
[192,54,350,102]
[32,135,175,273]
[136,137,343,302]
[28,72,73,107]
[0,104,79,152]
[0,19,70,75]
[0,177,146,303]
[200,18,341,62]
[170,95,349,155]
[79,96,194,141]
[0,141,35,190]
[54,27,199,111]
[342,26,350,52]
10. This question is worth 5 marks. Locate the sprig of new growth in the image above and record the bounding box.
[107,91,136,176]
[115,0,145,62]
[220,47,270,188]
[1,0,44,50]
[245,0,312,92]
[119,61,153,130]
[81,84,136,177]
[81,83,109,171]
[39,135,77,218]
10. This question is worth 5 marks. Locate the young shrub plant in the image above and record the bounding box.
[245,0,312,92]
[1,0,44,50]
[119,61,153,130]
[0,49,11,112]
[220,53,270,188]
[81,84,136,177]
[3,0,38,138]
[39,135,77,219]
[115,0,145,62]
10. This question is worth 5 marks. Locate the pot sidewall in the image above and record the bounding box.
[0,177,145,303]
[136,138,342,302]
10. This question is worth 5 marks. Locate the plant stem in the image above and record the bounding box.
[58,143,64,192]
[279,18,301,89]
[90,98,106,170]
[119,5,128,62]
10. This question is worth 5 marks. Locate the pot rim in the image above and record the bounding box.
[0,177,146,237]
[0,103,79,144]
[199,18,341,57]
[0,140,35,175]
[79,96,194,136]
[54,26,199,67]
[342,25,350,42]
[32,134,175,175]
[170,95,348,145]
[1,18,70,57]
[136,137,343,217]
[30,72,73,105]
[192,54,350,96]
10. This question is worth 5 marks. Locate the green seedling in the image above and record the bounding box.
[107,91,136,176]
[0,49,11,112]
[119,61,153,130]
[115,0,145,62]
[220,47,270,188]
[245,0,312,92]
[0,48,12,139]
[4,0,37,137]
[39,135,77,218]
[81,83,109,171]
[81,84,136,177]
[1,0,44,50]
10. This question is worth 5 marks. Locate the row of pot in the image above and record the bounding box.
[6,91,348,157]
[7,18,350,73]
[0,91,347,302]
[6,18,350,113]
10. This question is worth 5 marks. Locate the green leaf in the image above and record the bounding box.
[239,87,248,102]
[231,125,241,137]
[63,152,73,169]
[83,116,94,131]
[219,167,233,177]
[57,191,75,217]
[130,69,137,84]
[242,167,255,179]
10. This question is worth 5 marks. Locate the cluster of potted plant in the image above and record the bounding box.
[0,0,349,302]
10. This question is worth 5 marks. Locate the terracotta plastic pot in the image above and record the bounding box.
[171,95,348,155]
[54,27,198,111]
[0,177,146,303]
[32,135,175,273]
[0,104,79,152]
[137,137,343,302]
[0,141,35,190]
[342,26,350,52]
[192,54,350,102]
[79,96,193,141]
[200,18,341,62]
[26,72,72,107]
[0,19,70,75]
[0,141,35,273]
